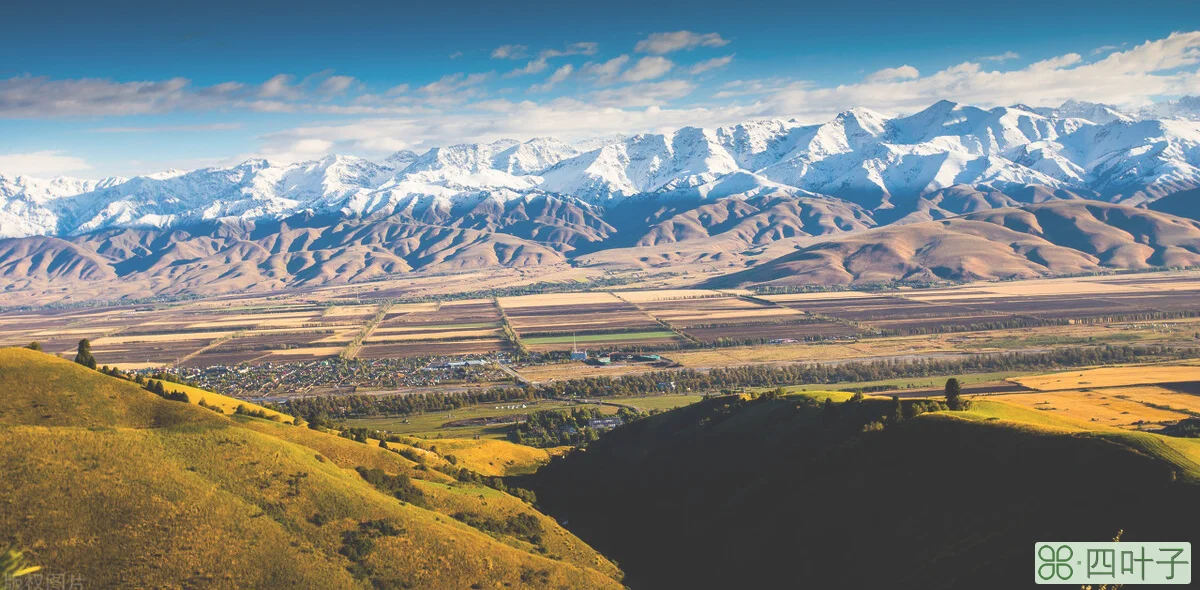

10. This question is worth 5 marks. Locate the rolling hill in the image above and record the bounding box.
[0,347,623,589]
[517,391,1200,589]
[710,200,1200,286]
[3,198,1200,302]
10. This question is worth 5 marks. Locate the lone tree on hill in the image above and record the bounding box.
[25,341,41,351]
[74,339,97,370]
[944,378,963,410]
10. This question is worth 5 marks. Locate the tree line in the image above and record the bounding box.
[281,344,1200,423]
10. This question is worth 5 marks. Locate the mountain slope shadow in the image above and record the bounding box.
[516,394,1200,589]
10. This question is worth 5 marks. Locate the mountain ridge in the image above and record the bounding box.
[4,98,1200,239]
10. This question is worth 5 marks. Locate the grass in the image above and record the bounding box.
[523,331,676,345]
[345,399,587,440]
[984,387,1200,430]
[411,438,552,476]
[1014,365,1200,390]
[144,378,292,421]
[0,347,623,589]
[609,394,705,412]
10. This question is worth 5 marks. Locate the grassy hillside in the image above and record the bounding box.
[0,348,622,589]
[143,378,293,421]
[519,390,1200,589]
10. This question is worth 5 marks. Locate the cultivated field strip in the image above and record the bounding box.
[5,271,1200,366]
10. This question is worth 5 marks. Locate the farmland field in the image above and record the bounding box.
[1013,365,1200,390]
[5,269,1200,374]
[523,331,677,345]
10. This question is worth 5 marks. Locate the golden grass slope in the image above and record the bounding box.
[414,439,553,477]
[1013,365,1200,390]
[143,378,293,421]
[0,347,622,589]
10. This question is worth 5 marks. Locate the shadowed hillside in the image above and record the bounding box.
[518,392,1200,589]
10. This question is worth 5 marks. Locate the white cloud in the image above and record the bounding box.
[115,32,1200,175]
[530,64,574,93]
[449,51,464,60]
[258,74,300,99]
[713,78,790,99]
[581,55,631,84]
[0,151,92,175]
[690,55,734,74]
[539,42,599,59]
[620,56,674,82]
[635,31,729,54]
[760,31,1200,121]
[11,31,1200,178]
[0,72,369,117]
[316,75,357,96]
[255,95,748,159]
[505,58,549,78]
[589,80,695,107]
[1028,53,1083,71]
[864,65,920,83]
[0,76,202,117]
[981,51,1020,62]
[490,44,529,60]
[417,72,492,94]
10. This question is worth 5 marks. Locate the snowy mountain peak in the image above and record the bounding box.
[4,98,1200,237]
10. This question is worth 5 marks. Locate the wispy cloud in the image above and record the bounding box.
[539,42,599,58]
[505,58,549,78]
[581,55,631,84]
[0,72,361,118]
[316,75,358,96]
[490,44,528,60]
[980,51,1020,62]
[620,56,674,82]
[589,79,695,107]
[635,31,729,54]
[690,55,734,74]
[530,64,574,93]
[864,64,920,83]
[417,72,491,94]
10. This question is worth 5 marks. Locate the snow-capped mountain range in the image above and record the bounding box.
[4,98,1200,238]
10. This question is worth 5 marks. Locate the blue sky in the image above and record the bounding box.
[3,0,1200,177]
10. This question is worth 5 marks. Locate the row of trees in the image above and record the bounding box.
[281,344,1199,423]
[508,408,609,447]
